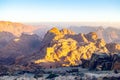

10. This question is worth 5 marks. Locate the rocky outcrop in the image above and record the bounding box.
[106,43,120,53]
[86,32,98,42]
[87,53,120,71]
[112,54,120,70]
[34,27,114,67]
[89,53,112,70]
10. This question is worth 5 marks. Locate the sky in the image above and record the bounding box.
[0,0,120,22]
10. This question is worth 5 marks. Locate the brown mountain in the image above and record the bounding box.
[0,21,43,65]
[0,21,36,36]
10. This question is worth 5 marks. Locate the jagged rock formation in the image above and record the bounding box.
[0,21,36,36]
[88,53,120,70]
[106,43,120,53]
[34,27,120,67]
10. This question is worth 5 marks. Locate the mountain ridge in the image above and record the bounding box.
[0,21,36,36]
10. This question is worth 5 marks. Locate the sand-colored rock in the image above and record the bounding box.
[35,27,120,67]
[86,32,98,42]
[48,27,61,35]
[60,28,75,35]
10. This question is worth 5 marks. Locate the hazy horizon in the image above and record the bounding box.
[0,0,120,23]
[23,22,120,29]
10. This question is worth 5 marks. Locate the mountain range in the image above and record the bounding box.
[69,26,120,43]
[0,21,120,71]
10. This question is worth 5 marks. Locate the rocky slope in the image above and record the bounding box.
[0,32,15,48]
[34,27,120,67]
[0,21,43,65]
[0,21,36,36]
[0,33,41,65]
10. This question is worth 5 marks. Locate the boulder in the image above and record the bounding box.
[0,65,8,76]
[112,54,120,70]
[89,53,120,71]
[89,53,112,70]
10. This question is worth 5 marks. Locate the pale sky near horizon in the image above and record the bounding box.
[0,0,120,22]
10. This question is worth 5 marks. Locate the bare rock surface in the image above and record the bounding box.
[35,27,120,67]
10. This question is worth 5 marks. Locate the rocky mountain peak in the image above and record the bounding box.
[60,28,75,35]
[48,27,60,35]
[35,28,116,67]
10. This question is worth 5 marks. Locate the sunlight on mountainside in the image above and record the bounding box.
[34,27,110,66]
[0,0,120,79]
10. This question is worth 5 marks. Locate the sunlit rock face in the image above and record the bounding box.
[0,21,36,36]
[43,27,75,42]
[35,27,113,66]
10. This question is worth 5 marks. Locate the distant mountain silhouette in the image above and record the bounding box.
[69,26,120,43]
